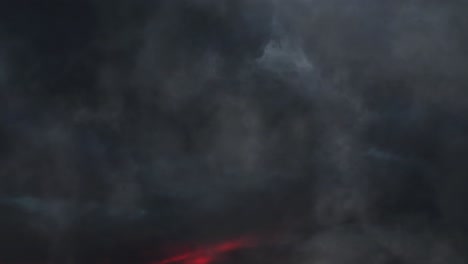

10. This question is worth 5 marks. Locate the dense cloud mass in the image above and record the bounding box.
[1,0,468,263]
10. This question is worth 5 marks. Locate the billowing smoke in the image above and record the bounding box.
[1,0,468,263]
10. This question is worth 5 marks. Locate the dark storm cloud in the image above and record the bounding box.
[1,0,468,263]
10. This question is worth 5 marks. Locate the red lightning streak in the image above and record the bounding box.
[152,237,258,264]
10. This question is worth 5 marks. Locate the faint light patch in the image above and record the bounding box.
[366,148,405,162]
[257,39,313,74]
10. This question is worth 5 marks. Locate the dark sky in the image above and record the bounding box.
[1,0,468,263]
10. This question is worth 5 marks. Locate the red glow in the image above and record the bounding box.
[153,237,257,264]
[158,253,192,264]
[214,239,252,252]
[192,256,212,264]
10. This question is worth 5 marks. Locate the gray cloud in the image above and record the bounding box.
[1,0,468,263]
